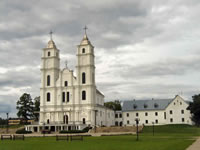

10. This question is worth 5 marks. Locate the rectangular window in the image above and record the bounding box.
[155,112,158,116]
[164,112,166,119]
[62,92,65,102]
[145,112,148,116]
[136,113,139,117]
[115,114,118,118]
[182,118,185,122]
[181,110,184,114]
[67,92,70,102]
[170,110,173,114]
[145,120,148,124]
[170,118,173,123]
[127,113,129,117]
[155,119,158,124]
[127,120,129,124]
[119,114,122,118]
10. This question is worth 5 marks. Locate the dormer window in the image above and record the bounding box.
[154,103,159,108]
[48,51,51,56]
[133,104,137,109]
[82,48,85,53]
[144,104,148,108]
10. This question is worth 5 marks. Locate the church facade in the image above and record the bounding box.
[26,31,115,132]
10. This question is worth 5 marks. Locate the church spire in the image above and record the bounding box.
[49,30,53,40]
[47,30,57,48]
[83,25,88,35]
[80,25,91,45]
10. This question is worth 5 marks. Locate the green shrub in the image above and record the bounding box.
[16,128,32,134]
[59,130,84,134]
[82,126,92,132]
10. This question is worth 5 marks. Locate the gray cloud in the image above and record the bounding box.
[116,56,200,78]
[0,0,200,117]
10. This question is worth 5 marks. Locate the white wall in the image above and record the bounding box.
[122,96,192,126]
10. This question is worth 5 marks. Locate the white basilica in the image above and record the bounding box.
[25,30,193,133]
[26,30,115,132]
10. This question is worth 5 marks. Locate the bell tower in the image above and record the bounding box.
[76,26,96,105]
[39,31,60,124]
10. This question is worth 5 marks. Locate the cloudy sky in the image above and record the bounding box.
[0,0,200,117]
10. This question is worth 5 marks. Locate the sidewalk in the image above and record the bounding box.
[186,137,200,150]
[0,132,135,137]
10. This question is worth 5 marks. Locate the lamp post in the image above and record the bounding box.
[152,122,155,136]
[6,113,9,134]
[135,118,140,141]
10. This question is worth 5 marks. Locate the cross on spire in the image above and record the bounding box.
[49,30,53,40]
[83,25,88,35]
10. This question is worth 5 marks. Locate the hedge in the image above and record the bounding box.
[16,128,32,134]
[59,126,92,134]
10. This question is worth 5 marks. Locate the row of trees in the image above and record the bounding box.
[0,118,8,125]
[16,93,40,122]
[104,100,121,111]
[187,94,200,126]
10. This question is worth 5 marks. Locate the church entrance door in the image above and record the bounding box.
[63,115,68,124]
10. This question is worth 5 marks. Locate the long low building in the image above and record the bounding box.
[115,95,192,126]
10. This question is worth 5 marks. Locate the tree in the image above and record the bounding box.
[187,94,200,126]
[104,100,122,111]
[33,96,40,121]
[16,93,34,122]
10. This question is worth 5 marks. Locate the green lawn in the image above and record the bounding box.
[0,125,199,150]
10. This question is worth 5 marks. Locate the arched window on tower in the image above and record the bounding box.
[82,72,86,84]
[82,48,85,53]
[47,75,50,86]
[67,92,70,102]
[62,92,65,102]
[47,92,51,102]
[82,91,86,100]
[64,81,68,87]
[83,118,86,124]
[48,51,51,56]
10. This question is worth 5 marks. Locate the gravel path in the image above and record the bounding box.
[186,137,200,150]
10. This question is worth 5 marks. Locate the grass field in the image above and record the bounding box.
[0,125,199,150]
